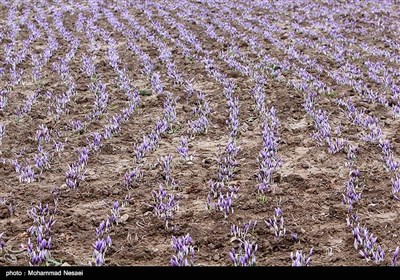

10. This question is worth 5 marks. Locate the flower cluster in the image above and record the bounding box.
[89,80,109,120]
[265,208,286,240]
[151,72,163,95]
[34,146,51,175]
[92,201,123,266]
[12,160,35,184]
[26,203,56,266]
[229,240,258,267]
[257,107,281,193]
[123,166,142,189]
[158,155,175,187]
[0,90,7,110]
[351,221,385,264]
[88,132,102,152]
[171,234,195,266]
[164,92,178,129]
[342,169,363,210]
[133,95,177,163]
[36,125,51,144]
[217,139,240,183]
[65,148,89,189]
[70,120,86,134]
[291,248,313,266]
[81,55,96,78]
[230,221,257,242]
[206,180,239,218]
[187,89,211,136]
[149,185,180,229]
[303,92,332,146]
[177,136,193,162]
[228,220,258,266]
[391,174,400,201]
[16,91,40,119]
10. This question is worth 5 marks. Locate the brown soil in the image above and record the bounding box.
[0,0,399,266]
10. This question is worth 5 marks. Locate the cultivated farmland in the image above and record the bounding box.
[0,0,399,266]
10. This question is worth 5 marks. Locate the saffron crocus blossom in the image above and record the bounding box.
[188,115,209,135]
[0,123,5,144]
[265,208,286,240]
[391,173,400,200]
[229,240,258,266]
[150,185,180,229]
[123,167,142,189]
[0,232,5,252]
[0,90,8,110]
[291,248,313,266]
[164,93,178,129]
[16,91,39,119]
[217,139,240,182]
[81,55,97,78]
[36,125,51,143]
[65,163,85,189]
[34,146,51,174]
[27,203,56,266]
[92,200,125,266]
[88,132,102,152]
[256,107,281,193]
[393,247,399,266]
[215,191,238,218]
[177,136,192,162]
[342,169,363,209]
[151,72,163,95]
[89,80,109,119]
[352,224,385,264]
[15,163,35,184]
[346,212,385,264]
[92,236,112,266]
[171,234,195,266]
[53,140,65,156]
[230,221,257,241]
[70,120,86,134]
[159,155,174,186]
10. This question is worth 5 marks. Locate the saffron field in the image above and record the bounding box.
[0,0,399,266]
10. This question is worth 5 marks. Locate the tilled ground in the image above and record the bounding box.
[0,0,399,266]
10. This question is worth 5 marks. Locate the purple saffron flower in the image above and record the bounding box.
[393,246,399,266]
[177,136,192,162]
[291,248,313,266]
[123,167,142,189]
[150,185,180,229]
[88,132,102,152]
[391,173,400,200]
[265,208,286,239]
[53,140,65,156]
[159,155,174,186]
[70,120,86,134]
[229,240,258,266]
[0,232,5,252]
[0,123,5,144]
[151,72,163,95]
[171,234,195,266]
